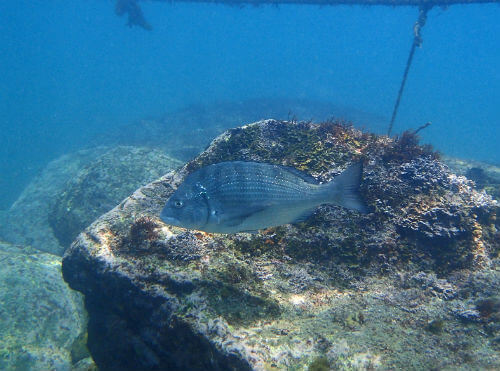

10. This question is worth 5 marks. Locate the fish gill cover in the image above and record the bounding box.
[62,119,499,370]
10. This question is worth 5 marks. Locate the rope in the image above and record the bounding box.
[387,5,431,137]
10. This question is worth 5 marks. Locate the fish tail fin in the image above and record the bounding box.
[327,161,368,213]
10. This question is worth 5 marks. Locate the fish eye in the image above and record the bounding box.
[173,200,184,208]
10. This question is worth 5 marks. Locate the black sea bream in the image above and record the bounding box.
[160,161,367,233]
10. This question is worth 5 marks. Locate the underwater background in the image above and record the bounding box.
[1,1,500,370]
[1,0,499,209]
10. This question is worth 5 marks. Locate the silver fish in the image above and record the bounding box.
[160,161,367,233]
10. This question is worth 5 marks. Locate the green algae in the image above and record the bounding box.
[203,283,281,326]
[344,311,365,330]
[307,356,331,371]
[70,331,90,364]
[477,296,500,322]
[425,319,444,335]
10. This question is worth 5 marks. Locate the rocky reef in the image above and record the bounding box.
[0,145,182,369]
[63,119,500,370]
[443,155,500,201]
[0,241,92,370]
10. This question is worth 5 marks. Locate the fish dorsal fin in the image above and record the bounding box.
[278,165,319,184]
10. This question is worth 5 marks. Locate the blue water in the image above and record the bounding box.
[1,0,499,209]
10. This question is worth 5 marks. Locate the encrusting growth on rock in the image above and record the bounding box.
[63,119,500,370]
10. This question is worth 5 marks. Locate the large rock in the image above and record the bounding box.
[0,241,92,370]
[0,146,181,256]
[443,155,500,201]
[0,147,108,256]
[49,146,182,250]
[63,120,500,370]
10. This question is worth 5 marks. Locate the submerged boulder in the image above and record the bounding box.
[443,155,500,201]
[63,120,499,370]
[0,241,92,370]
[0,147,108,256]
[49,146,182,250]
[1,146,181,256]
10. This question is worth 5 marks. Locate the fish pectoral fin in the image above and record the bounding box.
[210,209,222,224]
[222,205,270,227]
[292,207,316,223]
[224,218,247,227]
[223,214,257,227]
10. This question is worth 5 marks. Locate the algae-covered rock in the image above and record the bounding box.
[62,120,500,370]
[0,241,90,370]
[0,147,108,255]
[49,146,182,249]
[443,155,500,201]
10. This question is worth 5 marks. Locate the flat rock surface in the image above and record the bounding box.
[0,241,89,370]
[63,120,500,370]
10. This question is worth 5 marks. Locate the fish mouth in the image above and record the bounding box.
[160,215,181,227]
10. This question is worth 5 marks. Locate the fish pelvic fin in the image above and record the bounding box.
[327,161,369,213]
